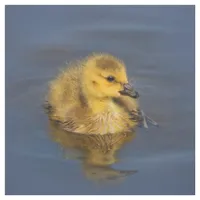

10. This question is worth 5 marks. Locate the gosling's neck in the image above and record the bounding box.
[86,96,113,114]
[81,67,115,114]
[81,85,113,114]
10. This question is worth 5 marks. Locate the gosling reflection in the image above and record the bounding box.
[48,121,137,182]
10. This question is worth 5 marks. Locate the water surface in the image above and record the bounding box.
[5,5,195,195]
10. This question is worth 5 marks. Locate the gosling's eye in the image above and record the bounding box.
[106,76,115,82]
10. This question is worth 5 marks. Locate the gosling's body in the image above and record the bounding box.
[46,54,140,134]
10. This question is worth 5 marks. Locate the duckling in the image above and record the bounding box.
[45,53,141,134]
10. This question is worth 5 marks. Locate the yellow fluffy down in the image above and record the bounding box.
[45,53,140,134]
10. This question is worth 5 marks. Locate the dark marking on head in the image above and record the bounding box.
[92,80,97,85]
[95,57,122,71]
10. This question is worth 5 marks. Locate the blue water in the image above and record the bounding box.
[5,5,195,195]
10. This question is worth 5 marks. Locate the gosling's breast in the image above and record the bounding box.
[87,110,132,134]
[72,102,134,134]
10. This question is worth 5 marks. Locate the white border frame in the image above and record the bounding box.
[1,1,198,199]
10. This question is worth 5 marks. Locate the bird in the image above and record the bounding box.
[45,53,142,134]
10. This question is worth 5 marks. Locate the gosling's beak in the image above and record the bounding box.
[119,83,139,99]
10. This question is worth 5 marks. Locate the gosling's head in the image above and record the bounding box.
[82,53,139,99]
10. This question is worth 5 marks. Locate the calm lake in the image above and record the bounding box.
[5,5,195,195]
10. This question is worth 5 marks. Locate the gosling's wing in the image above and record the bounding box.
[113,96,143,125]
[43,100,53,115]
[114,95,140,116]
[114,96,158,128]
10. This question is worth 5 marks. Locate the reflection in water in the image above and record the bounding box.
[48,121,137,183]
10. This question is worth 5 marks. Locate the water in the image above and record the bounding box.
[5,5,195,195]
